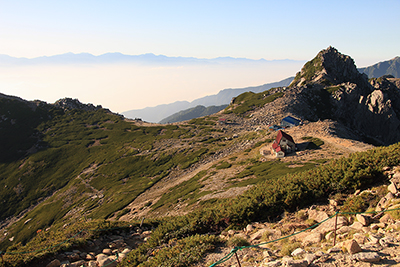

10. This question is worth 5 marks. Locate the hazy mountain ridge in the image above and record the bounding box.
[122,77,294,122]
[358,56,400,78]
[159,104,229,124]
[0,53,302,66]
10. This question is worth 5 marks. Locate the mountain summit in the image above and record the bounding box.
[290,46,367,87]
[269,47,400,145]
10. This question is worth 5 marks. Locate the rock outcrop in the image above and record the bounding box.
[284,47,400,145]
[39,228,152,267]
[53,98,103,112]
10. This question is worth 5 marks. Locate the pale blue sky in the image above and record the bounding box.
[1,0,399,66]
[0,0,399,112]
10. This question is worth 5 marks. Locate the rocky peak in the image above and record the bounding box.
[290,46,368,87]
[53,98,103,112]
[281,47,400,145]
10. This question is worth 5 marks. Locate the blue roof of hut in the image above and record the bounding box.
[281,116,301,127]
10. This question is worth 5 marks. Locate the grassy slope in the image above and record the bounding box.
[1,89,400,266]
[0,105,227,248]
[6,140,396,266]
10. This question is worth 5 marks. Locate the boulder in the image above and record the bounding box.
[109,238,125,249]
[350,252,381,263]
[46,259,61,267]
[337,226,352,234]
[379,213,393,224]
[142,230,152,235]
[69,260,86,267]
[349,221,364,230]
[302,232,322,245]
[329,199,338,207]
[376,192,394,211]
[388,182,398,194]
[352,233,367,244]
[102,248,113,255]
[303,253,316,265]
[344,239,361,254]
[291,248,306,257]
[368,234,381,244]
[307,210,329,222]
[96,253,108,262]
[98,257,118,267]
[393,171,400,180]
[327,246,342,253]
[67,253,80,262]
[86,253,96,260]
[382,166,391,171]
[370,223,385,230]
[313,216,348,234]
[121,248,132,254]
[263,250,274,258]
[379,236,395,247]
[282,258,309,267]
[263,259,282,267]
[245,224,254,232]
[325,231,334,240]
[356,214,371,226]
[250,228,266,241]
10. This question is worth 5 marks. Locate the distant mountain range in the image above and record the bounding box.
[122,77,295,122]
[0,53,301,66]
[358,56,400,78]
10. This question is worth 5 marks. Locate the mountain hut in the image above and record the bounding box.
[280,116,302,128]
[271,130,296,158]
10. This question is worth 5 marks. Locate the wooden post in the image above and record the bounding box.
[333,212,338,246]
[234,251,242,267]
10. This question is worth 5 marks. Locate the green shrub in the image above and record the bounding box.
[341,192,378,214]
[224,91,284,115]
[216,161,232,170]
[388,204,400,220]
[304,137,324,149]
[227,236,250,247]
[280,241,301,256]
[122,234,218,267]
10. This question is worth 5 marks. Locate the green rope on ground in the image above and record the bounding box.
[208,207,400,267]
[208,213,338,267]
[2,207,400,265]
[209,248,238,267]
